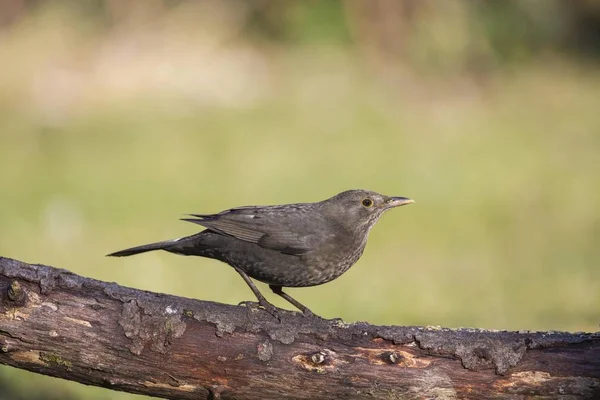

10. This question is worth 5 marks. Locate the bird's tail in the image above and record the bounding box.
[107,238,182,257]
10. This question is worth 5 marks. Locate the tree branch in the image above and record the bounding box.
[0,256,598,399]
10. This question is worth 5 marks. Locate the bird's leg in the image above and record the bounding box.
[269,285,314,317]
[233,268,280,319]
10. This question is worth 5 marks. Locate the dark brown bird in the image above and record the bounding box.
[108,189,414,317]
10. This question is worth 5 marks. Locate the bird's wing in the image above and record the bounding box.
[181,206,319,255]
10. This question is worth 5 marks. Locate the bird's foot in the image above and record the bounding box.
[238,300,260,308]
[238,300,281,321]
[301,307,315,318]
[327,317,346,325]
[260,302,281,321]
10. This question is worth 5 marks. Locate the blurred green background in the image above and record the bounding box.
[1,0,599,398]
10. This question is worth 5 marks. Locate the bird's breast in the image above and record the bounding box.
[294,234,368,286]
[211,229,369,288]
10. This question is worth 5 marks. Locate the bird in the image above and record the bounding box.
[107,189,414,317]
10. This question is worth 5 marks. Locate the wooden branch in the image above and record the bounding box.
[0,256,598,399]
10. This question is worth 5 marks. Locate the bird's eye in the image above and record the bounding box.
[361,198,374,207]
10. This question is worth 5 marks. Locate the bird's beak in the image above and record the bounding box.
[385,196,415,208]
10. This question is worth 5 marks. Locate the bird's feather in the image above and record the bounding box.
[182,206,319,255]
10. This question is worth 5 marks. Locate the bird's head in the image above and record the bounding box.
[321,189,414,232]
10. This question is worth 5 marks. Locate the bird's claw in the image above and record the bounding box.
[260,302,281,321]
[238,300,281,321]
[238,300,260,308]
[301,308,315,318]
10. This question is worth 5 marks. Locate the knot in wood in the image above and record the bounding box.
[382,351,403,364]
[310,351,327,365]
[292,349,337,373]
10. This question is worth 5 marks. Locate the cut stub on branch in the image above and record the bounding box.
[0,256,599,400]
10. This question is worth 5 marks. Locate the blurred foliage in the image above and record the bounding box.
[0,373,79,400]
[0,0,599,399]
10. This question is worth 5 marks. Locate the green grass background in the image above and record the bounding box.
[0,3,599,399]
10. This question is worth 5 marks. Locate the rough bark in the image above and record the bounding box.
[0,256,598,400]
